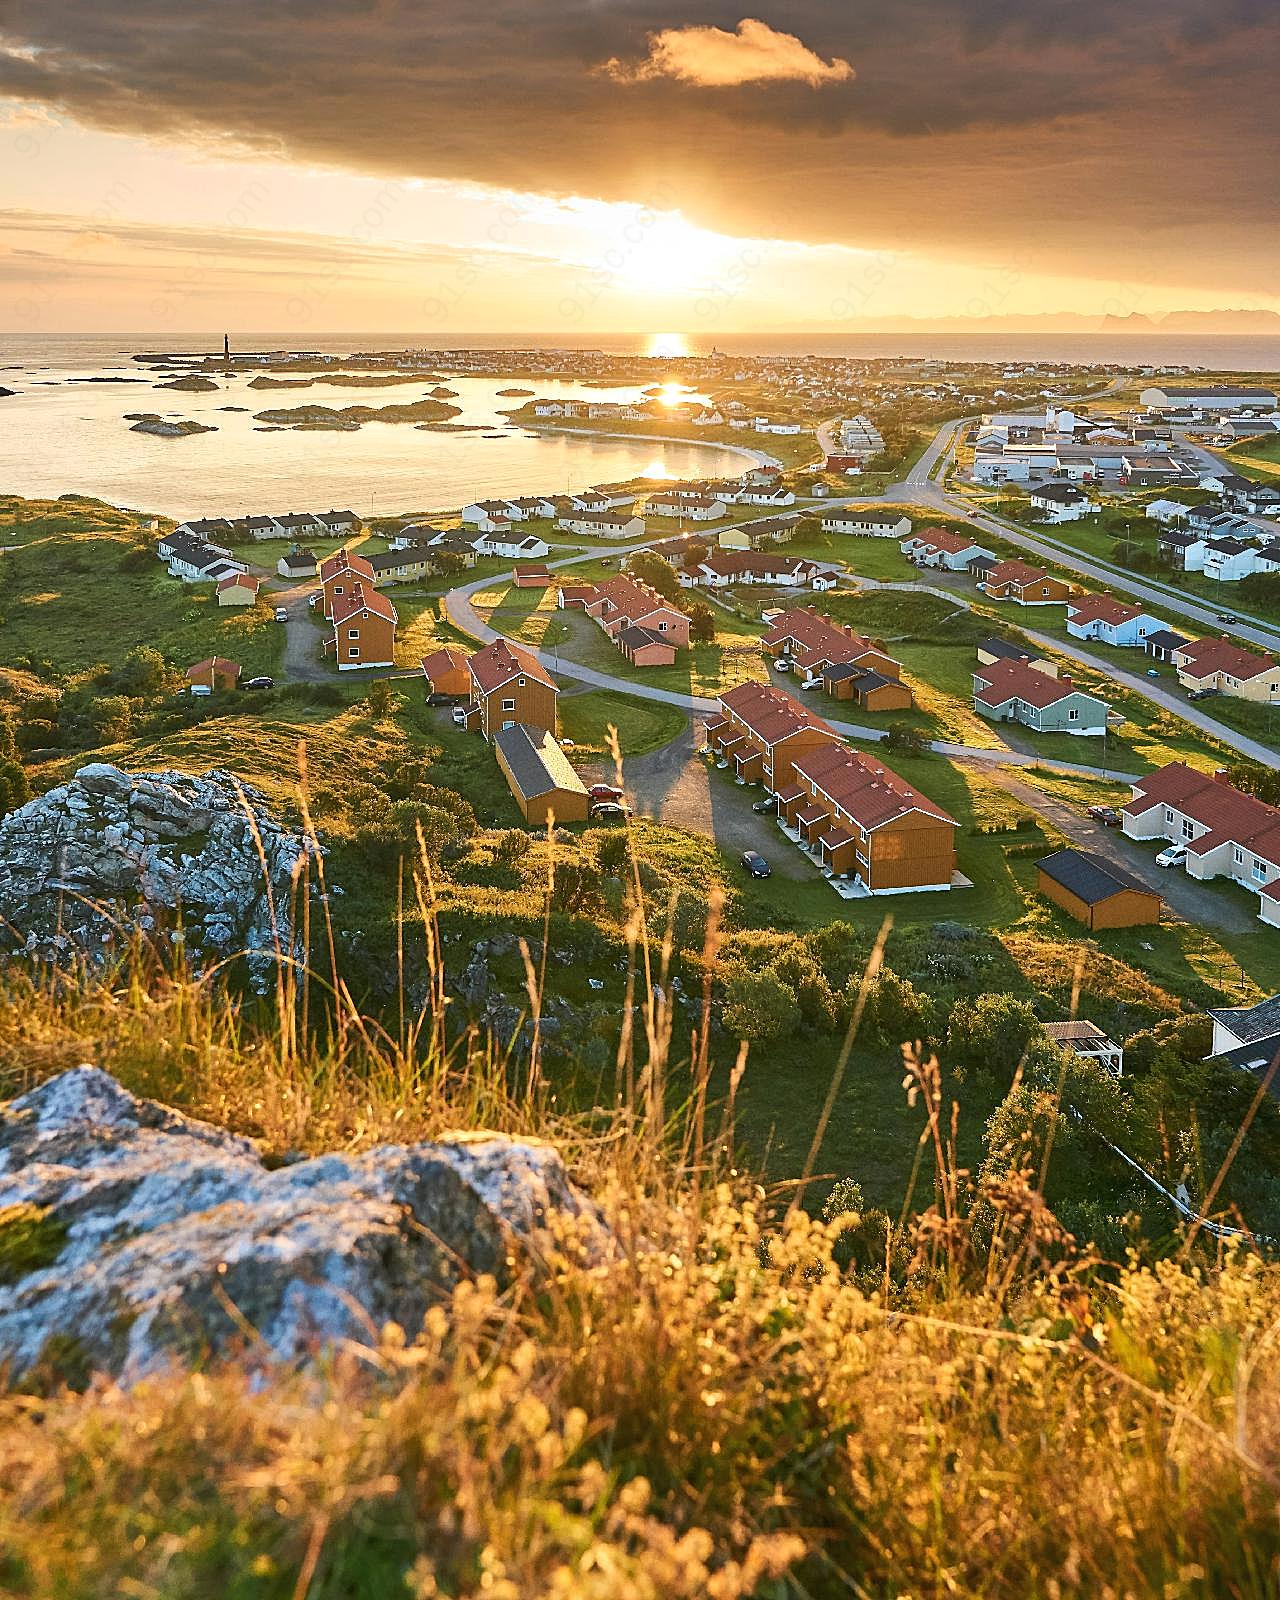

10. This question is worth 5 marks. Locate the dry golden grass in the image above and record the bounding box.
[1,771,1279,1596]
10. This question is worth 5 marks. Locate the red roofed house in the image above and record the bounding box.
[899,527,993,571]
[216,572,263,607]
[513,562,552,589]
[762,607,914,711]
[325,583,398,670]
[1123,763,1280,926]
[1173,637,1280,703]
[973,658,1113,736]
[980,560,1074,605]
[1065,594,1160,647]
[318,550,376,619]
[186,657,240,692]
[779,744,958,894]
[466,638,559,739]
[705,681,842,790]
[420,646,472,697]
[581,576,691,652]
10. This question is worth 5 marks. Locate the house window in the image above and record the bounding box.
[348,629,359,639]
[1068,708,1079,721]
[658,620,668,631]
[1254,860,1269,882]
[1164,808,1175,823]
[1235,846,1246,864]
[1182,819,1195,840]
[348,648,359,659]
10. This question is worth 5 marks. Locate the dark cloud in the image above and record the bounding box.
[0,2,1276,291]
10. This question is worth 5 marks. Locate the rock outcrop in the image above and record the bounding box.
[0,1067,598,1383]
[0,763,322,980]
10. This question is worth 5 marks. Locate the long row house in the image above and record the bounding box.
[704,681,958,896]
[558,575,691,667]
[762,607,915,712]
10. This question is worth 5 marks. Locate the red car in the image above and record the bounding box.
[1087,804,1121,826]
[588,783,623,803]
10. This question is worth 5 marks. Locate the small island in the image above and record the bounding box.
[125,413,218,438]
[251,396,462,430]
[496,386,534,397]
[155,376,220,392]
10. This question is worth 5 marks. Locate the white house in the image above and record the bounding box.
[1145,499,1191,525]
[1122,763,1280,925]
[645,491,729,522]
[461,499,516,528]
[556,510,645,539]
[1201,537,1259,583]
[821,511,912,539]
[1030,483,1096,523]
[735,484,796,507]
[505,496,557,521]
[474,531,551,560]
[899,528,993,570]
[1065,594,1159,648]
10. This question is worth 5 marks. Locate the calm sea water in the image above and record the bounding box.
[0,337,749,520]
[2,330,1277,519]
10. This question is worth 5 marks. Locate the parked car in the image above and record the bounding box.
[1216,612,1239,625]
[188,684,212,697]
[559,738,575,750]
[1187,686,1220,701]
[588,783,623,802]
[751,795,777,814]
[1146,667,1160,678]
[1087,804,1120,826]
[242,675,275,692]
[798,677,822,691]
[451,706,469,726]
[773,658,791,672]
[425,691,456,706]
[1155,842,1189,868]
[274,606,289,623]
[590,800,632,820]
[741,850,771,879]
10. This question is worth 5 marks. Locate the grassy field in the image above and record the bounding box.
[0,529,284,677]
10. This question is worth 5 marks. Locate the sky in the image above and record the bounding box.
[1,2,1278,336]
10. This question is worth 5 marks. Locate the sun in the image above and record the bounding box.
[615,213,734,296]
[646,333,688,359]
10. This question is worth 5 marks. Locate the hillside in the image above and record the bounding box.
[1,960,1279,1597]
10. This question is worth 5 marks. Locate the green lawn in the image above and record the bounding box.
[559,689,687,759]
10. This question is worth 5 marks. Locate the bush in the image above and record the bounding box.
[722,967,799,1042]
[946,993,1042,1080]
[0,759,31,819]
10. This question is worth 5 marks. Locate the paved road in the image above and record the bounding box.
[855,576,1280,768]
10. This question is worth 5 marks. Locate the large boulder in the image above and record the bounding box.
[0,1067,599,1384]
[0,763,323,982]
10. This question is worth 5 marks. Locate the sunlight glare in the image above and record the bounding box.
[646,332,688,358]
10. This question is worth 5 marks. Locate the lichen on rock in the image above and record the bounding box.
[0,1067,602,1384]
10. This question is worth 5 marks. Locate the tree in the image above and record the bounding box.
[864,968,935,1046]
[946,993,1041,1079]
[882,721,928,756]
[365,680,397,719]
[114,645,169,698]
[687,602,717,645]
[1227,762,1280,806]
[722,968,799,1043]
[0,759,30,819]
[625,550,683,606]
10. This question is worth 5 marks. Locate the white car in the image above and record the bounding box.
[773,658,791,672]
[1155,842,1188,868]
[451,706,468,726]
[274,606,289,623]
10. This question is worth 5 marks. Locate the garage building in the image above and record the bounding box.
[493,722,590,824]
[1036,848,1162,929]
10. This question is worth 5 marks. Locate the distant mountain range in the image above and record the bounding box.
[803,309,1280,334]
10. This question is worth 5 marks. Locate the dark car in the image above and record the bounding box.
[751,795,777,814]
[1188,686,1220,701]
[741,850,771,879]
[1216,612,1239,625]
[1087,804,1120,826]
[590,800,633,820]
[425,691,456,706]
[242,675,275,691]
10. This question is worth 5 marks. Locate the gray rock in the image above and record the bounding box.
[0,1067,601,1383]
[0,764,326,986]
